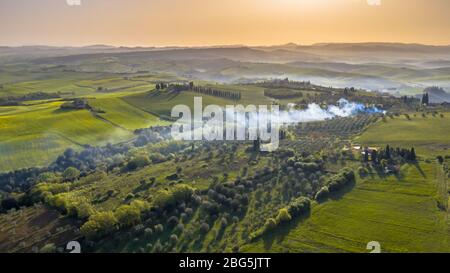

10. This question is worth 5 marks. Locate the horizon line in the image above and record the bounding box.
[2,41,450,49]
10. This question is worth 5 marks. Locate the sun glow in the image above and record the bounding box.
[1,0,450,46]
[261,0,341,11]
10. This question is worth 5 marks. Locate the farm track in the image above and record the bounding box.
[44,131,85,147]
[355,187,431,197]
[89,110,130,132]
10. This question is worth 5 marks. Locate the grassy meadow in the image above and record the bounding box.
[0,101,132,172]
[0,79,272,172]
[242,162,449,253]
[123,84,273,119]
[0,71,182,171]
[356,112,450,157]
[0,69,172,98]
[1,76,274,172]
[0,91,170,172]
[0,71,105,98]
[87,97,169,130]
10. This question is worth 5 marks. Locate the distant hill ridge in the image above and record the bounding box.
[419,86,450,103]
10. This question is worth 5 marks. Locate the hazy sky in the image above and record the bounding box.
[1,0,449,46]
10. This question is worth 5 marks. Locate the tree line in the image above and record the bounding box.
[0,92,61,106]
[156,82,242,101]
[362,145,416,164]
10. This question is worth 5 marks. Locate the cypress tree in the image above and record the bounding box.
[410,147,416,161]
[371,150,378,164]
[421,92,429,105]
[385,145,391,159]
[363,150,369,162]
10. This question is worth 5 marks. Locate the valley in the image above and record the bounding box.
[0,44,449,254]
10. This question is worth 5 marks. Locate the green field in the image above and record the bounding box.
[0,101,134,172]
[1,75,249,172]
[123,84,273,119]
[241,112,450,253]
[355,113,450,157]
[75,77,155,94]
[0,71,165,98]
[242,162,449,253]
[0,70,104,98]
[87,97,168,130]
[0,93,169,172]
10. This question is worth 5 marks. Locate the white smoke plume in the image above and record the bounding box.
[171,98,384,148]
[277,98,382,125]
[229,98,384,128]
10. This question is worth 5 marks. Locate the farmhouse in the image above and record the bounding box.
[351,145,379,154]
[60,98,91,110]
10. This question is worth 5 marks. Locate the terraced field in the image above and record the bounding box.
[242,162,449,253]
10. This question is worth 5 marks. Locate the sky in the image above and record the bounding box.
[0,0,449,47]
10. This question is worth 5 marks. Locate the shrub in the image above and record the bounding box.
[276,208,292,223]
[62,167,80,181]
[153,240,163,253]
[154,224,164,233]
[36,172,58,183]
[169,234,178,244]
[76,202,96,219]
[200,222,210,233]
[81,211,118,239]
[127,155,150,171]
[180,212,188,222]
[150,153,167,163]
[115,205,141,227]
[48,193,94,218]
[130,199,150,211]
[144,228,153,237]
[81,171,107,184]
[35,182,71,196]
[167,216,179,227]
[153,184,194,209]
[220,217,228,227]
[166,173,179,180]
[175,223,185,233]
[185,207,194,216]
[286,197,310,217]
[201,200,220,215]
[326,168,355,192]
